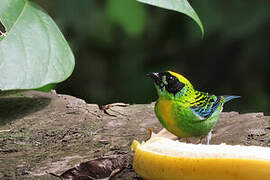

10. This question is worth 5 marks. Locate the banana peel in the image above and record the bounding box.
[131,130,270,180]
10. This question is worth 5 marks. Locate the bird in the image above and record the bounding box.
[148,71,240,144]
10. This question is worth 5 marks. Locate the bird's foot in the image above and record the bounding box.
[206,131,212,145]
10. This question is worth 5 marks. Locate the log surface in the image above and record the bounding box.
[0,91,269,179]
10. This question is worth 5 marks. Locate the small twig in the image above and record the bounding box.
[0,129,11,133]
[100,103,129,117]
[47,172,62,179]
[0,148,18,153]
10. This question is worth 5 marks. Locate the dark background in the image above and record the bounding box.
[35,0,270,114]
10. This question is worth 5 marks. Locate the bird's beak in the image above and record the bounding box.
[147,72,162,85]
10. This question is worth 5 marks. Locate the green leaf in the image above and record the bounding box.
[136,0,204,37]
[35,83,56,92]
[0,0,75,90]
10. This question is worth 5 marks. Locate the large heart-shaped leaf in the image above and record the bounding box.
[137,0,204,36]
[0,0,75,90]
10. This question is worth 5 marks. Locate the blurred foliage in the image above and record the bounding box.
[107,0,146,37]
[35,0,270,114]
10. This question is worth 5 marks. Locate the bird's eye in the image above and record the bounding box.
[167,75,176,83]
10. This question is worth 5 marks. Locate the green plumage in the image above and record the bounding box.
[149,71,239,144]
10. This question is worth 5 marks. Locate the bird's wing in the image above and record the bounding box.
[189,92,222,121]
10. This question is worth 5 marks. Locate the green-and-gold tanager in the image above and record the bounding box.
[148,71,240,144]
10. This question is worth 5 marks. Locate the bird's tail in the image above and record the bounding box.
[224,95,241,103]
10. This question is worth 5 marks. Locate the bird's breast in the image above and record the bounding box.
[155,98,190,137]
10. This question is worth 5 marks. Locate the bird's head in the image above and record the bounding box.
[148,71,193,99]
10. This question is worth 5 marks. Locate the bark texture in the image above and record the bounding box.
[0,91,269,179]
